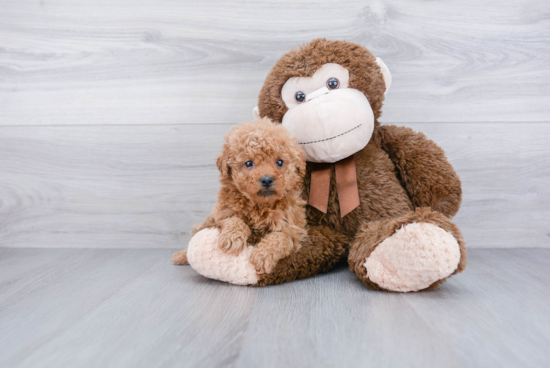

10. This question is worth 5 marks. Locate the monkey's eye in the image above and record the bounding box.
[276,159,284,168]
[327,77,340,90]
[295,91,306,103]
[244,160,254,168]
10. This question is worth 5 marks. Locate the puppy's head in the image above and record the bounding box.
[217,118,306,204]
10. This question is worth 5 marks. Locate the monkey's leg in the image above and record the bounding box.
[348,207,467,292]
[254,226,350,286]
[184,226,349,286]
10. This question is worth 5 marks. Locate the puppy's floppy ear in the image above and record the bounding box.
[216,143,232,178]
[294,146,307,178]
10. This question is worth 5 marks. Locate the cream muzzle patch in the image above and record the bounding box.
[282,87,374,163]
[277,63,382,163]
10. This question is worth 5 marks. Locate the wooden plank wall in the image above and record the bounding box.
[1,0,549,248]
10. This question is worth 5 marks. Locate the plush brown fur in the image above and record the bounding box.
[172,118,308,274]
[253,39,466,290]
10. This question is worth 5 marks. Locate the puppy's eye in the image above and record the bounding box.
[244,160,254,168]
[295,91,306,103]
[276,159,284,168]
[327,77,339,90]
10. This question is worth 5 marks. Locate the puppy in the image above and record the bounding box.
[172,118,307,274]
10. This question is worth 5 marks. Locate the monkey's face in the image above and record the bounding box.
[256,39,391,164]
[281,63,375,163]
[280,62,389,163]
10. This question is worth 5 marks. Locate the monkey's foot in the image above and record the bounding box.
[349,208,467,292]
[186,228,258,285]
[364,222,461,292]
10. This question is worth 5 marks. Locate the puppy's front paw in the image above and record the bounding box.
[250,247,278,275]
[218,228,248,255]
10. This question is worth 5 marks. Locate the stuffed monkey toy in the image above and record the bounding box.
[184,39,466,292]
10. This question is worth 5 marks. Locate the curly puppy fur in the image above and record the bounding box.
[253,38,466,290]
[173,118,307,275]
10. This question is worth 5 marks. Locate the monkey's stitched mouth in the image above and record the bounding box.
[298,124,362,145]
[258,190,276,197]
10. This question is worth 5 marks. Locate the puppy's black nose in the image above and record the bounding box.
[260,175,274,188]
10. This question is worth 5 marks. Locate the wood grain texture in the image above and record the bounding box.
[1,0,549,126]
[0,248,173,367]
[237,271,466,368]
[0,248,81,283]
[417,122,550,248]
[1,122,549,249]
[405,249,550,368]
[0,248,549,368]
[12,252,257,368]
[0,124,230,248]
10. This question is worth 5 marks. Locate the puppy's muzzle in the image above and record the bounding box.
[260,175,274,188]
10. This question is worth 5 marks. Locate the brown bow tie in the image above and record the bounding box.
[308,155,360,217]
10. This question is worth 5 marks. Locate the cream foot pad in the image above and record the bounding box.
[364,223,461,292]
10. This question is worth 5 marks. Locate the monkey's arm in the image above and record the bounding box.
[378,125,462,218]
[254,225,350,286]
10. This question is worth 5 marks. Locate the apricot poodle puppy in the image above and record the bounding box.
[172,118,307,274]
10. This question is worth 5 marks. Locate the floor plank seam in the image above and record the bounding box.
[9,251,173,367]
[0,249,88,308]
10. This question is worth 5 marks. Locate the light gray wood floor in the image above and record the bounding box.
[1,248,549,368]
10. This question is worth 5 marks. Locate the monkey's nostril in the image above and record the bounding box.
[260,175,274,188]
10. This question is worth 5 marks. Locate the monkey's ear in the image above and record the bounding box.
[375,57,392,96]
[216,144,231,178]
[252,106,261,120]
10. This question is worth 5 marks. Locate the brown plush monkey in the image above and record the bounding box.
[184,39,466,292]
